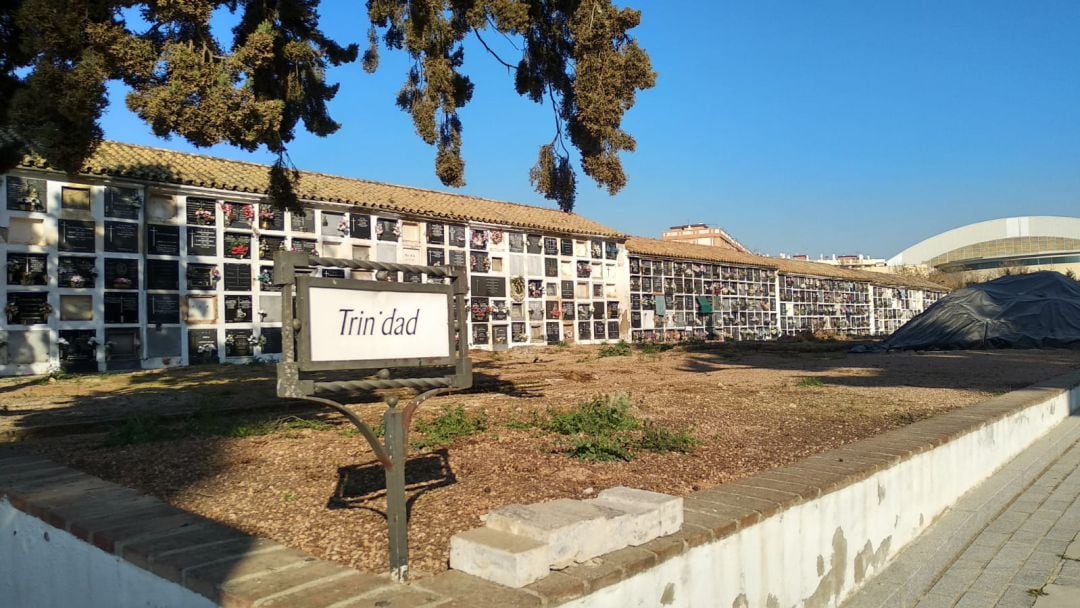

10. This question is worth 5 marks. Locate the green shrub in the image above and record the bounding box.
[546,393,639,436]
[796,377,825,388]
[414,405,487,449]
[569,435,635,461]
[639,420,698,453]
[598,341,632,358]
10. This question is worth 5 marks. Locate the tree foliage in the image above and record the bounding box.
[0,1,654,212]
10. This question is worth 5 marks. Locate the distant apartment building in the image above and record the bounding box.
[784,254,887,270]
[660,224,750,253]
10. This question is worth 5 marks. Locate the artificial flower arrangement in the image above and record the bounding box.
[527,280,544,299]
[470,229,488,249]
[338,218,350,236]
[257,269,274,285]
[576,261,592,278]
[112,277,133,288]
[471,301,491,322]
[196,343,216,355]
[260,239,285,259]
[194,208,215,225]
[211,267,222,282]
[228,243,250,258]
[489,230,503,245]
[248,333,266,348]
[491,301,509,320]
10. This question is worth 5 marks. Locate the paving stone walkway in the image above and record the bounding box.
[846,417,1080,608]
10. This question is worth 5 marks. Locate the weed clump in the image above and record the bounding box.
[542,393,696,462]
[414,405,487,449]
[597,341,632,358]
[796,377,825,388]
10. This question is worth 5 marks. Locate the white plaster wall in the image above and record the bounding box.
[0,498,217,608]
[567,386,1077,608]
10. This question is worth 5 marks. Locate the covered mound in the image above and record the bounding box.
[873,271,1080,350]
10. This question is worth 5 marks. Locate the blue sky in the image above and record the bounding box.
[98,1,1080,257]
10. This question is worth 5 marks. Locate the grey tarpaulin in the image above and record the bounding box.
[859,272,1080,351]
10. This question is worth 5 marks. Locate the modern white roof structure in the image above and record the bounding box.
[888,216,1080,271]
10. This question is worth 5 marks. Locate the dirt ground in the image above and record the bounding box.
[6,343,1080,576]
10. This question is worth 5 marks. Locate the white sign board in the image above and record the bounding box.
[306,286,450,362]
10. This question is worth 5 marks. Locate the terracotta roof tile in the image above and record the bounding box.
[19,141,623,239]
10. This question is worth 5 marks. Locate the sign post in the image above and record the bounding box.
[273,251,471,582]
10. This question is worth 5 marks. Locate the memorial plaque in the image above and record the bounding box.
[512,322,527,342]
[606,242,618,260]
[185,295,217,324]
[60,295,93,321]
[578,322,591,340]
[7,176,47,212]
[147,195,177,222]
[223,263,252,292]
[145,327,182,358]
[560,281,574,299]
[350,214,371,239]
[147,224,180,255]
[561,302,575,320]
[224,295,253,323]
[105,258,139,290]
[224,330,253,357]
[491,300,509,321]
[593,283,604,297]
[58,257,97,288]
[427,223,444,245]
[59,329,98,373]
[545,300,560,320]
[608,301,620,318]
[224,233,252,259]
[545,258,558,277]
[292,239,317,254]
[6,293,50,325]
[188,329,218,363]
[59,219,96,252]
[470,252,489,273]
[147,294,181,324]
[104,221,139,253]
[492,324,508,345]
[259,236,286,260]
[449,225,466,248]
[470,276,506,298]
[543,237,558,255]
[448,250,466,268]
[223,202,252,229]
[546,322,561,344]
[258,266,281,292]
[427,248,445,267]
[61,186,92,211]
[529,301,544,321]
[146,259,179,290]
[257,207,284,231]
[472,324,489,345]
[291,210,315,233]
[7,253,47,286]
[376,218,399,241]
[527,235,542,254]
[560,239,573,256]
[608,320,619,338]
[261,327,283,354]
[631,311,642,328]
[593,302,606,319]
[593,320,606,339]
[322,268,346,278]
[403,271,422,283]
[104,292,139,324]
[509,233,524,253]
[188,227,217,256]
[186,197,217,225]
[321,212,345,237]
[104,186,142,219]
[187,264,217,291]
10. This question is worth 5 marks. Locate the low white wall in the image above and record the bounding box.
[566,384,1078,608]
[0,498,216,608]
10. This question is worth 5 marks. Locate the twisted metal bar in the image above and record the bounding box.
[300,395,390,468]
[306,256,462,277]
[313,377,455,393]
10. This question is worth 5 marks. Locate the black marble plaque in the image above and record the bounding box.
[427,249,445,267]
[560,239,574,256]
[104,292,139,324]
[512,322,527,342]
[631,294,641,310]
[427,223,444,245]
[594,321,607,339]
[509,233,524,253]
[527,235,542,254]
[291,211,315,233]
[261,327,283,354]
[350,214,371,239]
[188,227,217,256]
[292,239,317,254]
[593,302,606,319]
[448,250,466,268]
[224,295,253,323]
[631,311,642,328]
[608,321,619,338]
[578,322,591,340]
[377,218,399,241]
[105,186,141,219]
[103,222,139,253]
[448,225,466,248]
[186,197,217,225]
[606,242,618,260]
[224,233,252,259]
[543,237,558,255]
[222,202,252,229]
[147,294,180,324]
[404,271,422,283]
[544,258,558,277]
[5,292,50,325]
[472,324,489,345]
[187,264,217,290]
[470,276,506,298]
[188,329,218,363]
[59,330,98,373]
[470,252,489,273]
[607,301,620,318]
[58,257,96,288]
[322,268,346,278]
[105,258,139,290]
[546,322,561,344]
[492,324,508,345]
[6,176,47,212]
[147,224,180,256]
[59,220,96,253]
[560,281,574,299]
[223,264,252,292]
[146,259,179,290]
[259,236,285,260]
[7,253,47,286]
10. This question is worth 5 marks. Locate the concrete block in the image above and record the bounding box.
[591,496,660,547]
[598,487,684,535]
[485,499,625,567]
[449,527,550,588]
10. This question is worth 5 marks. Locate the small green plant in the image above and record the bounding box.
[556,340,569,349]
[639,420,698,453]
[102,417,172,447]
[414,405,487,449]
[796,377,825,388]
[636,342,674,355]
[545,393,639,436]
[569,435,634,461]
[598,340,632,358]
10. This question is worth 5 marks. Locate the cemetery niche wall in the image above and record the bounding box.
[0,142,946,376]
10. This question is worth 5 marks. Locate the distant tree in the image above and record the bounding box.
[0,1,655,213]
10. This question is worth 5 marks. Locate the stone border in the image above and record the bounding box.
[2,370,1079,607]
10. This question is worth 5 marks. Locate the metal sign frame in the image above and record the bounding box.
[272,251,471,583]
